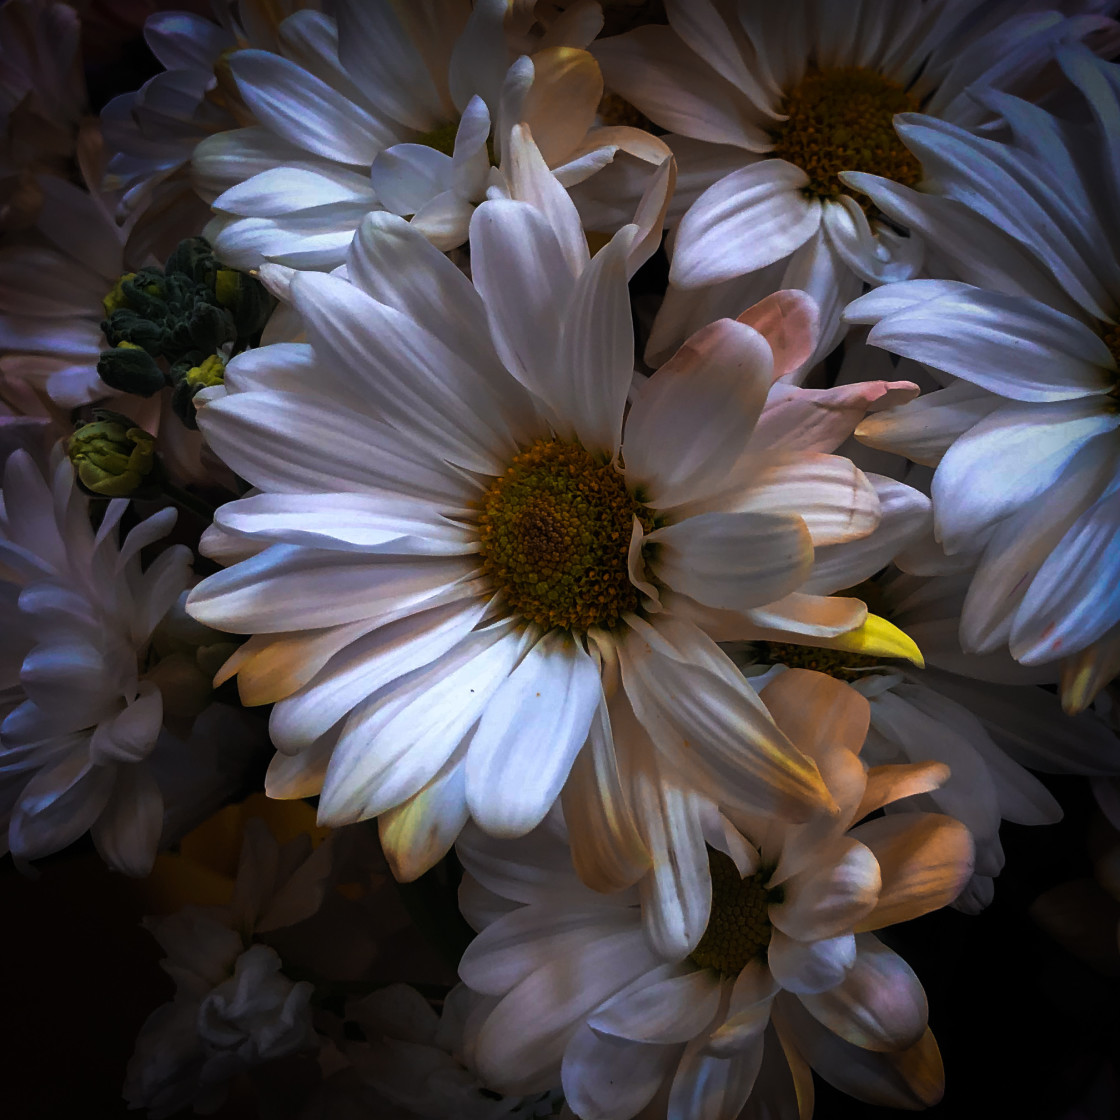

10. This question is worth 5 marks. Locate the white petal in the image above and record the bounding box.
[555,225,635,458]
[768,930,856,996]
[318,624,530,823]
[230,49,394,163]
[291,270,519,472]
[473,925,659,1094]
[186,545,478,633]
[334,0,445,131]
[1012,488,1120,663]
[667,1033,765,1120]
[853,282,1112,402]
[671,161,821,288]
[370,143,452,215]
[89,763,163,877]
[466,632,602,838]
[468,198,574,422]
[932,398,1118,554]
[617,616,830,821]
[269,597,489,750]
[797,934,927,1052]
[590,965,723,1044]
[214,165,378,217]
[562,1022,673,1120]
[378,758,470,881]
[647,511,813,611]
[213,492,478,554]
[623,318,773,509]
[769,839,880,942]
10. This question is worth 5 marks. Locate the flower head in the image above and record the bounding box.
[457,670,974,1115]
[186,132,911,893]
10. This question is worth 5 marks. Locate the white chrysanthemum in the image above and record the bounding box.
[194,0,667,268]
[594,0,1120,372]
[844,47,1120,700]
[185,132,917,900]
[0,450,194,874]
[456,671,973,1116]
[124,815,333,1117]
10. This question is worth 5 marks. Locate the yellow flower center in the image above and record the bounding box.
[770,67,922,216]
[477,439,652,631]
[690,849,776,975]
[762,641,885,681]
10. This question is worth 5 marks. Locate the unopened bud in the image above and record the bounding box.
[164,236,218,287]
[215,269,274,338]
[68,412,157,497]
[96,342,166,396]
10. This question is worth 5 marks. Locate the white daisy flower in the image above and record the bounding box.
[593,0,1120,371]
[194,0,667,269]
[456,670,974,1116]
[185,130,911,894]
[844,47,1120,698]
[0,449,194,875]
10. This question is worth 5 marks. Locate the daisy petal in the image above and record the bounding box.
[850,814,974,931]
[797,934,927,1052]
[647,510,813,611]
[671,161,822,288]
[624,317,773,509]
[467,631,602,838]
[378,758,469,882]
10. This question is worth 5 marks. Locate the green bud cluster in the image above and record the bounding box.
[68,410,158,498]
[96,237,274,428]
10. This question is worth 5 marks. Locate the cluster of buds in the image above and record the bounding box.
[97,237,273,427]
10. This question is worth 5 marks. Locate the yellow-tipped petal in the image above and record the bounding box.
[829,612,924,668]
[1061,635,1120,714]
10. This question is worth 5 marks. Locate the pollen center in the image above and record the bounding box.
[477,439,650,632]
[762,642,885,681]
[770,66,922,215]
[690,849,775,976]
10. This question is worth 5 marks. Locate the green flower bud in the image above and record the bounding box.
[215,268,274,338]
[102,308,164,355]
[69,412,157,497]
[186,301,236,354]
[96,342,167,396]
[164,236,217,287]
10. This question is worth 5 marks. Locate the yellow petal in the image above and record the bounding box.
[828,612,924,667]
